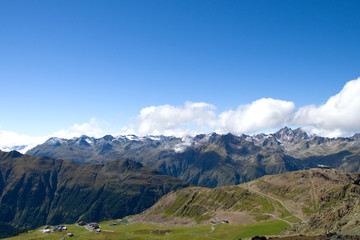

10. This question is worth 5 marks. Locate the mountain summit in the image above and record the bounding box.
[275,127,309,143]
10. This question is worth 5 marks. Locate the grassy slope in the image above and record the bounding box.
[6,220,290,240]
[134,169,360,236]
[0,151,189,229]
[136,184,300,227]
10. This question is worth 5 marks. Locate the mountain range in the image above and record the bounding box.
[0,150,189,229]
[27,127,360,187]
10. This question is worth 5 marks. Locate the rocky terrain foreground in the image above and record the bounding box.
[270,235,360,240]
[134,168,360,236]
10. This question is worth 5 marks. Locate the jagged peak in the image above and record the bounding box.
[45,137,66,146]
[275,126,309,143]
[102,135,115,141]
[79,135,92,139]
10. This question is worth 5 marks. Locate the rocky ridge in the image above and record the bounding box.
[133,169,360,235]
[26,127,360,187]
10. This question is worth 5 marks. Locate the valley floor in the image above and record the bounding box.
[6,219,290,240]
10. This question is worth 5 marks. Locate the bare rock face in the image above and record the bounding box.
[292,175,360,235]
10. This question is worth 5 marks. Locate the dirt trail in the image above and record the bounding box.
[247,181,306,224]
[252,213,294,227]
[190,223,222,237]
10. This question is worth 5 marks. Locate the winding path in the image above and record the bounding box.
[247,181,306,225]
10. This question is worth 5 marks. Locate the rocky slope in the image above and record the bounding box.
[0,150,189,229]
[26,127,360,187]
[133,169,360,235]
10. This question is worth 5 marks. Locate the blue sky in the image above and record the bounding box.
[1,0,360,149]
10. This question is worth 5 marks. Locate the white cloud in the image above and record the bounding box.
[2,77,360,152]
[216,98,295,135]
[132,99,295,136]
[174,136,195,153]
[293,77,360,137]
[53,118,105,139]
[0,118,107,153]
[136,101,217,136]
[0,130,49,153]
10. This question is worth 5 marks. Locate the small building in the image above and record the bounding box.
[77,221,87,226]
[317,164,330,169]
[41,229,51,233]
[44,225,51,229]
[67,233,74,237]
[52,226,60,232]
[210,221,217,224]
[221,219,229,223]
[88,223,100,230]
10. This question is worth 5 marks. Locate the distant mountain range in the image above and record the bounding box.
[0,151,189,229]
[27,127,360,187]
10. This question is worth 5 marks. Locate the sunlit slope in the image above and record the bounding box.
[135,169,360,235]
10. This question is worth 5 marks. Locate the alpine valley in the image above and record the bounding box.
[1,127,360,239]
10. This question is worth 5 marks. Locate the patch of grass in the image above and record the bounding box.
[232,194,275,213]
[164,191,194,217]
[274,201,292,218]
[211,220,291,239]
[251,214,271,221]
[135,229,173,235]
[321,199,336,209]
[302,206,315,215]
[283,215,301,223]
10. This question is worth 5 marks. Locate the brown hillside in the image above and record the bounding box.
[132,169,360,236]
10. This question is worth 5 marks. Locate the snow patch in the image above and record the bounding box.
[46,137,64,146]
[174,136,194,153]
[194,133,211,146]
[147,136,161,141]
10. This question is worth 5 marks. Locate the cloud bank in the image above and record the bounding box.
[0,118,106,153]
[1,77,360,152]
[133,77,360,138]
[293,78,360,137]
[216,98,295,135]
[136,101,217,136]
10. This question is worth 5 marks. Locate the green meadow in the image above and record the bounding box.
[5,220,290,240]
